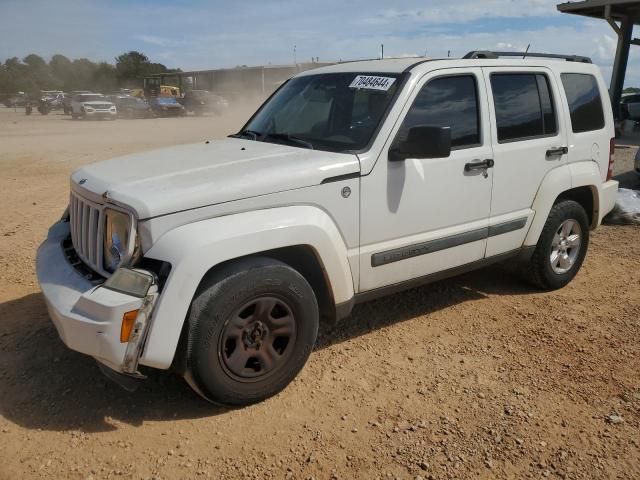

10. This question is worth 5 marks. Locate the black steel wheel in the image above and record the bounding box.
[220,296,297,381]
[184,257,319,406]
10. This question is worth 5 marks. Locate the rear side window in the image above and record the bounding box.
[399,75,481,149]
[561,73,605,133]
[491,73,558,143]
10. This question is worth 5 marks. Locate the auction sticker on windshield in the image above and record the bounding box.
[349,75,396,91]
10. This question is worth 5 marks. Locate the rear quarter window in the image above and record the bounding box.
[561,73,605,133]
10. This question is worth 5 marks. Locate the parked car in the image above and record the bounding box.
[63,91,92,115]
[71,93,116,120]
[148,96,185,116]
[37,51,618,406]
[110,95,153,118]
[4,92,27,108]
[182,90,229,116]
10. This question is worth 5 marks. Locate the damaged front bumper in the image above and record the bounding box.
[36,220,158,384]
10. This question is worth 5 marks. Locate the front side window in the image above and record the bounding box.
[398,75,481,149]
[491,73,558,143]
[561,73,605,133]
[240,72,402,153]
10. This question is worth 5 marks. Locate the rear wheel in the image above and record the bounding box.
[526,200,590,290]
[185,258,319,406]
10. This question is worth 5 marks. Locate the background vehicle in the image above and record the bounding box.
[110,95,153,118]
[148,96,185,116]
[70,93,117,120]
[182,90,229,116]
[63,91,92,115]
[620,93,640,121]
[4,92,27,108]
[37,52,619,407]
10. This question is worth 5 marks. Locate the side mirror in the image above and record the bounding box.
[389,125,452,162]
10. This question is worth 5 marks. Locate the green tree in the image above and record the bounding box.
[115,51,176,87]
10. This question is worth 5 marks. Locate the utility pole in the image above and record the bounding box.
[380,44,384,59]
[293,45,297,65]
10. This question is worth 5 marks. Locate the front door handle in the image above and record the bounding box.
[465,159,495,172]
[546,146,568,158]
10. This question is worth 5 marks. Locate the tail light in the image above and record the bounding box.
[607,138,615,181]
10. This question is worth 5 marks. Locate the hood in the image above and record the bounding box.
[71,138,360,219]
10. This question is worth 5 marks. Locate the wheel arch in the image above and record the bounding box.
[524,162,603,246]
[138,206,354,370]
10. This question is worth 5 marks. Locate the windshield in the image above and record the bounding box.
[240,72,403,152]
[78,95,107,102]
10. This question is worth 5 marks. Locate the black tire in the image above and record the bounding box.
[526,200,590,290]
[185,257,319,406]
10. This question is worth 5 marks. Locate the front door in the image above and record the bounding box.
[359,68,494,292]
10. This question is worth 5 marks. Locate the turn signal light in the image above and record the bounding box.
[120,310,139,343]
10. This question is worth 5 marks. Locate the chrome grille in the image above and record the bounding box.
[69,192,103,274]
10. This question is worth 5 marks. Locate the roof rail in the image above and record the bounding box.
[463,51,592,64]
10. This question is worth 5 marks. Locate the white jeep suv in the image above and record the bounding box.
[37,51,619,405]
[71,93,117,120]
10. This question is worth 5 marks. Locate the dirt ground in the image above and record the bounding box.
[0,106,638,480]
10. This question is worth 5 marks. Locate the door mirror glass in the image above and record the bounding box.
[390,125,451,161]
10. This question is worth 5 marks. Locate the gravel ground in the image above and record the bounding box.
[0,107,638,480]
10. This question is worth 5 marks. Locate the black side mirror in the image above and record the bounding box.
[389,125,452,162]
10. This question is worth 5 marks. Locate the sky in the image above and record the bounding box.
[1,0,640,86]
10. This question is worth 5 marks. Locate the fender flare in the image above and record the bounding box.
[524,161,602,246]
[139,205,354,369]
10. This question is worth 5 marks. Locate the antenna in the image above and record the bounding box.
[523,44,531,59]
[447,50,451,58]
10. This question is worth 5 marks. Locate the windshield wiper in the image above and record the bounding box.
[230,129,261,140]
[262,133,314,150]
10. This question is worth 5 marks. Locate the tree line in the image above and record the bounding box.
[0,51,180,95]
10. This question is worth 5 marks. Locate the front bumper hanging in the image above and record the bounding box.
[36,220,158,382]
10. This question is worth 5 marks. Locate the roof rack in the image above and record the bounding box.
[463,51,592,64]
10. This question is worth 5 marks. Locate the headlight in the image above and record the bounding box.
[103,208,137,273]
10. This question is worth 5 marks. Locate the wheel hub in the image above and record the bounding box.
[243,321,267,348]
[550,219,582,275]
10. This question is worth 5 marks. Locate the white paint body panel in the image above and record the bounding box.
[140,206,355,369]
[71,139,359,219]
[482,66,569,255]
[359,67,493,291]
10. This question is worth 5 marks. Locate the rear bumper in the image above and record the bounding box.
[600,180,619,224]
[36,221,154,373]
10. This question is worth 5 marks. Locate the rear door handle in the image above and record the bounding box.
[465,159,495,172]
[546,146,568,158]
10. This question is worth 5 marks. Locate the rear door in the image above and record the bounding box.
[483,67,568,257]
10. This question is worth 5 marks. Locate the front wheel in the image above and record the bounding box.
[526,200,590,290]
[184,258,319,406]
